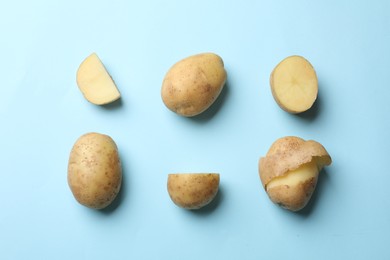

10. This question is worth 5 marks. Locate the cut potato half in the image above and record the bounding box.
[76,53,120,105]
[270,55,318,114]
[167,173,220,210]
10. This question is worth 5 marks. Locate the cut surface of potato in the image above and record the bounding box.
[167,173,220,210]
[270,55,318,113]
[76,53,120,105]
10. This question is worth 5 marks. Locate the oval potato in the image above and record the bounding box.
[68,132,122,209]
[161,53,227,117]
[167,173,220,209]
[76,53,121,105]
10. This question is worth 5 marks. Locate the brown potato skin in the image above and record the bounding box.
[161,53,227,117]
[266,176,318,211]
[167,173,220,209]
[68,133,122,209]
[259,136,331,211]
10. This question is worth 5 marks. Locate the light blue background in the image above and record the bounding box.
[1,0,389,259]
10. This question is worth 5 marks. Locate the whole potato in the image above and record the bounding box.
[259,136,331,211]
[167,173,220,209]
[161,53,227,117]
[68,132,122,209]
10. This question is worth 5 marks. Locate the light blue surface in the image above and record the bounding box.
[1,0,389,259]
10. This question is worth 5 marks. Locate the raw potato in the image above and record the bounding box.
[270,55,318,114]
[167,173,220,209]
[259,136,331,211]
[76,53,121,105]
[68,132,122,209]
[161,53,227,117]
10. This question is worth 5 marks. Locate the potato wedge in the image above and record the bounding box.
[76,53,120,105]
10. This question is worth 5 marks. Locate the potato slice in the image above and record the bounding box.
[167,173,220,209]
[259,136,331,211]
[270,55,318,113]
[76,53,120,105]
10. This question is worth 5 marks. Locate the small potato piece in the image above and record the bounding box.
[270,55,318,113]
[77,53,121,105]
[68,132,122,209]
[167,173,220,209]
[259,136,331,211]
[161,53,227,117]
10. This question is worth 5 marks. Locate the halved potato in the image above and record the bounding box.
[270,55,318,114]
[167,173,220,209]
[259,136,331,211]
[76,53,120,105]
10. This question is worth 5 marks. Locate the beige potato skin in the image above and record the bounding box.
[68,132,122,209]
[167,173,220,209]
[270,55,318,114]
[259,136,331,211]
[161,53,227,117]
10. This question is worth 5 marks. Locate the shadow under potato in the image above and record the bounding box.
[100,97,123,110]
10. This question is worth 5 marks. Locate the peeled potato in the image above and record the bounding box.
[259,136,331,211]
[167,173,220,209]
[270,55,318,114]
[76,53,121,105]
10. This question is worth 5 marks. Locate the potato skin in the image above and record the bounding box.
[167,173,220,209]
[161,53,227,117]
[68,132,122,209]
